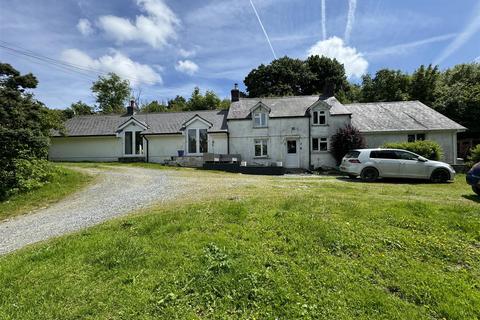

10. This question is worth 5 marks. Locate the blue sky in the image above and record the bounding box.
[1,0,479,109]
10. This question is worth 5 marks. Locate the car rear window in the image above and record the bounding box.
[370,150,398,159]
[344,151,360,158]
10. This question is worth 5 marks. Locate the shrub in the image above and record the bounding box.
[382,140,443,160]
[0,158,59,199]
[466,144,480,167]
[330,125,366,165]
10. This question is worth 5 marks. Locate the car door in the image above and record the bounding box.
[369,150,400,177]
[395,150,428,178]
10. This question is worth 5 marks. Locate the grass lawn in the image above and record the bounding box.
[0,165,93,221]
[0,168,479,319]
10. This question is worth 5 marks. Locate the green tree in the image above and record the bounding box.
[305,55,349,95]
[409,64,440,106]
[141,100,167,113]
[361,69,411,102]
[244,56,314,97]
[330,125,365,165]
[91,73,131,114]
[433,63,480,133]
[168,95,187,111]
[68,100,94,116]
[0,63,62,198]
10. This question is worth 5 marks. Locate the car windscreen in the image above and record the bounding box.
[345,151,361,158]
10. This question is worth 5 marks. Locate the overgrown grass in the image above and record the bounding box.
[0,166,92,221]
[0,171,479,319]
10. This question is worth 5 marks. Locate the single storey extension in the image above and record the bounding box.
[49,88,466,168]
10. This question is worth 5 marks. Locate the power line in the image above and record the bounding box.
[0,40,145,83]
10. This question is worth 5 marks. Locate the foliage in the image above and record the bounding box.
[9,158,59,195]
[167,95,188,111]
[91,73,131,114]
[0,63,63,200]
[141,100,168,113]
[0,169,478,319]
[244,56,348,97]
[382,140,443,160]
[360,69,411,102]
[466,144,480,167]
[330,125,365,164]
[70,101,94,116]
[409,64,440,106]
[0,166,92,221]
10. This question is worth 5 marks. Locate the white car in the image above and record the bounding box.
[339,148,455,182]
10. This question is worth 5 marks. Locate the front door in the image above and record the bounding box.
[285,139,300,168]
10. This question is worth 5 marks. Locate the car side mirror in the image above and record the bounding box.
[417,156,428,162]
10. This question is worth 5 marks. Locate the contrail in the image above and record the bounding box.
[321,0,327,40]
[344,0,357,44]
[434,2,480,65]
[249,0,277,60]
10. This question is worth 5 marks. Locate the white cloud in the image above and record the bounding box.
[175,60,199,75]
[178,48,196,58]
[307,36,368,78]
[97,0,179,49]
[344,0,357,44]
[434,2,480,64]
[77,18,94,36]
[61,49,162,86]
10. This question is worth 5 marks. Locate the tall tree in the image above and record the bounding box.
[360,69,410,102]
[244,56,314,97]
[410,64,440,106]
[168,95,187,111]
[305,55,349,95]
[141,100,167,113]
[91,73,131,114]
[69,100,94,116]
[0,63,62,198]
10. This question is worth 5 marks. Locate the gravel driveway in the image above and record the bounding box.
[0,166,183,255]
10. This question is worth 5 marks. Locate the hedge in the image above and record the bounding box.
[382,140,443,160]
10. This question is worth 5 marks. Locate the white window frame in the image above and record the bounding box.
[254,139,268,157]
[312,110,327,125]
[253,111,268,128]
[187,128,208,155]
[123,130,144,156]
[312,137,328,152]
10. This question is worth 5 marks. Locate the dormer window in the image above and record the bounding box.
[253,111,268,127]
[313,110,327,125]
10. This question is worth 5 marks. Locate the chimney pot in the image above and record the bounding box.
[231,83,240,102]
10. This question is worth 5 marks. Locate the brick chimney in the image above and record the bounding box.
[231,83,240,102]
[127,99,136,115]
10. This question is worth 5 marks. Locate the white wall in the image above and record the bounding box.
[147,135,184,163]
[208,133,228,155]
[363,130,458,164]
[228,117,310,168]
[49,136,122,162]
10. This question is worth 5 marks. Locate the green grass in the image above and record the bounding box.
[0,171,479,319]
[0,166,93,221]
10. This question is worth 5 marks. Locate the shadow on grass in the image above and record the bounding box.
[462,194,480,203]
[336,176,452,185]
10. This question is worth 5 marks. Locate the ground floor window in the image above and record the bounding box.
[124,131,143,155]
[408,133,426,142]
[312,137,328,151]
[188,128,208,154]
[254,139,268,157]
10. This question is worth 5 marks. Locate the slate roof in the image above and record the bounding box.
[227,95,351,119]
[344,101,466,132]
[55,110,228,137]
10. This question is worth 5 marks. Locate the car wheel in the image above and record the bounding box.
[430,169,450,183]
[348,174,357,179]
[473,185,480,196]
[361,167,379,182]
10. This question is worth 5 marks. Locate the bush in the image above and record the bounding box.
[466,144,480,167]
[0,158,59,199]
[382,140,443,160]
[330,125,366,165]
